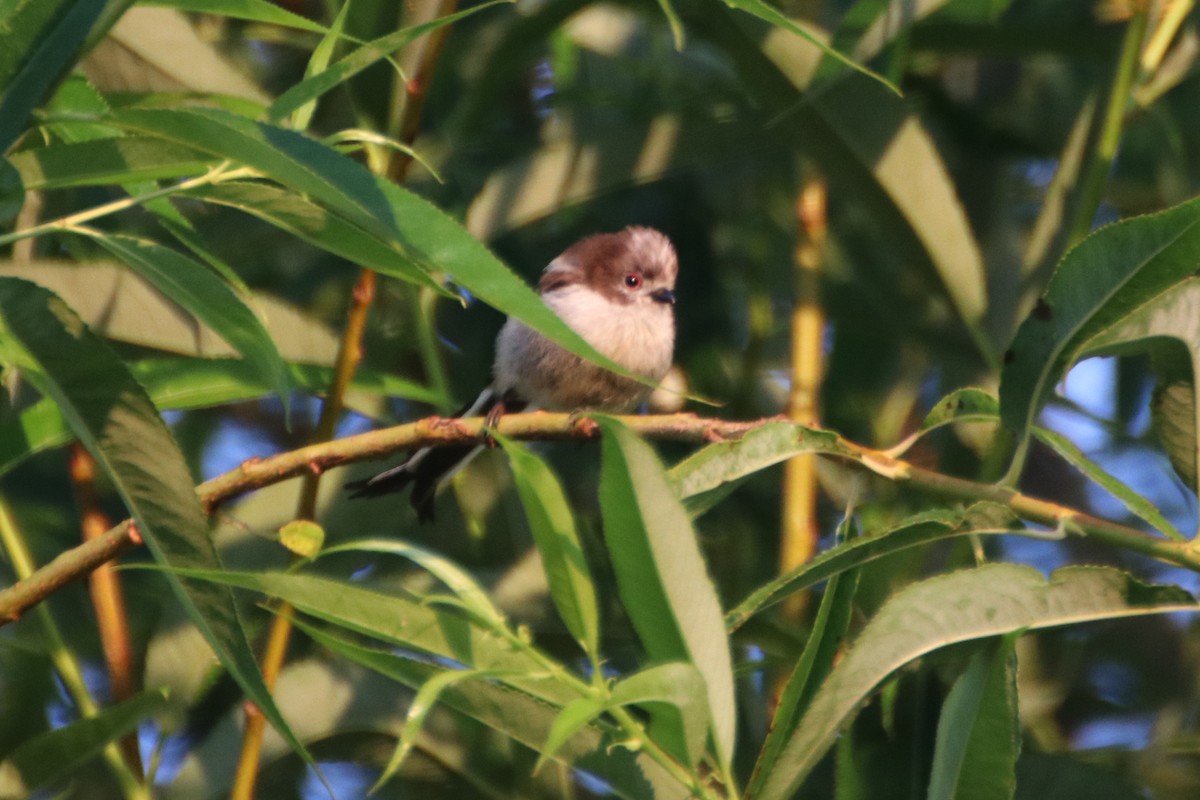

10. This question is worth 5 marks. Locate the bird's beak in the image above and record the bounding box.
[650,288,676,305]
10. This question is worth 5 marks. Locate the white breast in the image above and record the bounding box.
[545,285,675,379]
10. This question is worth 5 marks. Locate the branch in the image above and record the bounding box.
[1,412,1195,627]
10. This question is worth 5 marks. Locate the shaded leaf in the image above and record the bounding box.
[0,0,104,152]
[292,617,688,800]
[1000,198,1200,474]
[747,557,859,796]
[755,565,1197,800]
[0,277,310,769]
[0,157,21,224]
[609,662,709,769]
[266,2,509,122]
[86,232,291,414]
[498,435,600,657]
[1,689,167,794]
[10,136,214,190]
[927,634,1021,800]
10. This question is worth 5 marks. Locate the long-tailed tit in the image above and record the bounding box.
[347,226,679,520]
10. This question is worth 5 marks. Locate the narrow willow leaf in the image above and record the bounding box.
[372,667,524,793]
[726,509,975,630]
[287,0,350,131]
[291,618,688,800]
[9,136,214,190]
[597,417,736,768]
[1031,426,1185,541]
[668,422,846,500]
[86,232,291,414]
[755,565,1197,800]
[719,0,899,95]
[0,157,22,223]
[109,107,650,389]
[183,182,444,292]
[0,0,104,151]
[266,2,510,122]
[158,568,577,706]
[1079,276,1200,499]
[609,662,710,769]
[146,0,330,34]
[927,634,1021,800]
[747,563,859,797]
[1000,198,1200,474]
[318,538,507,629]
[498,436,600,657]
[920,388,1000,430]
[0,277,311,768]
[1,689,167,793]
[536,696,607,775]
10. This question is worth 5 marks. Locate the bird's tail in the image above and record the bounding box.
[346,388,515,522]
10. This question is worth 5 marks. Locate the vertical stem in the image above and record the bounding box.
[0,497,147,800]
[1067,8,1148,246]
[230,3,459,796]
[69,444,141,774]
[779,177,827,620]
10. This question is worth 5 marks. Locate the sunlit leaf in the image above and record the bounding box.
[609,662,709,769]
[9,136,214,190]
[146,0,329,34]
[597,417,736,768]
[756,565,1197,800]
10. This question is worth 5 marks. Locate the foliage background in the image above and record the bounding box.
[4,0,1200,798]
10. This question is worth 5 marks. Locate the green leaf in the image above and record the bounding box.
[318,538,507,629]
[669,422,846,504]
[609,662,710,769]
[287,0,351,131]
[145,0,330,33]
[0,156,21,223]
[718,0,899,95]
[755,565,1197,800]
[1079,276,1200,499]
[0,277,311,771]
[1031,426,1185,541]
[9,136,214,190]
[371,667,523,794]
[1,689,167,793]
[291,617,688,800]
[266,2,510,123]
[85,232,291,415]
[183,181,444,293]
[1000,198,1200,477]
[156,568,578,705]
[747,559,859,797]
[1152,377,1196,491]
[107,107,648,388]
[920,387,1000,431]
[725,507,957,630]
[536,696,607,774]
[498,436,600,657]
[597,417,736,769]
[278,519,324,558]
[0,0,104,152]
[927,634,1021,800]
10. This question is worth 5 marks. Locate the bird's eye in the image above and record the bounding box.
[623,273,642,289]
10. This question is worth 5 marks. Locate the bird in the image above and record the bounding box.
[346,225,679,521]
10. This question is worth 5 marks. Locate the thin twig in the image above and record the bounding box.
[1,412,1196,630]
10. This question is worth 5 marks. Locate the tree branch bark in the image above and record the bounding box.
[0,411,1193,627]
